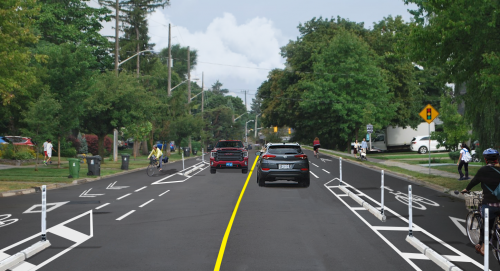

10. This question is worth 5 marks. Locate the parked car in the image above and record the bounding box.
[255,143,310,187]
[4,136,35,148]
[410,135,446,154]
[0,136,10,145]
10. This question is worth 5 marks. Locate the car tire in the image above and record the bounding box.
[418,146,428,154]
[302,179,310,187]
[258,176,265,187]
[210,168,216,174]
[242,168,248,174]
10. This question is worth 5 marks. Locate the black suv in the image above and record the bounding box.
[256,143,310,187]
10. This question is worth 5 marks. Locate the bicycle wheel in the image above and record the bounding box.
[147,163,156,177]
[493,217,500,264]
[466,211,481,245]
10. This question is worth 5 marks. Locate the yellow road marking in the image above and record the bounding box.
[214,156,260,271]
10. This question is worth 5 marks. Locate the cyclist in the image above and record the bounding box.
[461,148,500,255]
[313,137,320,157]
[148,145,163,171]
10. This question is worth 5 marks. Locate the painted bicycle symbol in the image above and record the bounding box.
[388,190,439,210]
[0,214,18,228]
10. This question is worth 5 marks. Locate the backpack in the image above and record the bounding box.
[462,149,472,163]
[485,167,500,200]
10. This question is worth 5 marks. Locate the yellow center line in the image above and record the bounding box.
[214,156,260,271]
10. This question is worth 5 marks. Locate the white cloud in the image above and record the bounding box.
[148,11,287,102]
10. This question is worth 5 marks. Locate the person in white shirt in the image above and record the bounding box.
[43,139,48,164]
[44,139,56,166]
[457,142,471,180]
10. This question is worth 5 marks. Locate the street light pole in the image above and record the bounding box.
[167,23,172,97]
[255,113,261,138]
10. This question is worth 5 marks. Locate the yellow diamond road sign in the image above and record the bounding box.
[419,104,439,124]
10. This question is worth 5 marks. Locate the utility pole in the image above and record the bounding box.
[113,0,120,161]
[201,72,204,152]
[136,27,140,77]
[167,23,172,96]
[187,46,192,151]
[255,113,260,138]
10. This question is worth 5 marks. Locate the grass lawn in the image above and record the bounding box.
[303,146,477,192]
[0,149,201,192]
[368,153,450,160]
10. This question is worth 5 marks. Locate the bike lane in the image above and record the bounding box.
[304,149,492,270]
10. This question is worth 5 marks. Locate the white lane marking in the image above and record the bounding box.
[449,216,467,236]
[372,226,422,231]
[320,158,332,163]
[50,225,89,243]
[11,261,36,271]
[139,199,155,208]
[351,207,366,210]
[95,203,110,210]
[23,202,69,214]
[106,181,129,190]
[310,171,319,178]
[79,188,104,198]
[402,253,470,262]
[116,210,135,221]
[135,186,147,192]
[0,214,18,228]
[322,169,330,174]
[324,179,485,270]
[311,163,319,167]
[0,210,93,271]
[117,193,132,200]
[159,190,170,196]
[151,163,209,185]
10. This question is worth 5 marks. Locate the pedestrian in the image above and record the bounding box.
[43,139,49,164]
[148,145,163,171]
[313,137,320,158]
[353,140,359,159]
[457,142,472,180]
[44,140,56,166]
[361,138,368,157]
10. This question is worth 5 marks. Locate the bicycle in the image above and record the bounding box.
[460,190,500,264]
[147,156,159,177]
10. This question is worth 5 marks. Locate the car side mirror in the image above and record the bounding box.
[255,151,261,156]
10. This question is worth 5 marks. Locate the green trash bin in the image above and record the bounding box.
[68,158,80,178]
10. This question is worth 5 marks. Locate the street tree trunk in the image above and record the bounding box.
[98,134,106,162]
[57,136,61,169]
[141,140,149,155]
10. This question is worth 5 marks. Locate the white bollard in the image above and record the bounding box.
[381,170,384,215]
[339,157,343,186]
[485,208,489,271]
[182,151,185,171]
[202,148,204,163]
[408,185,413,237]
[41,185,47,241]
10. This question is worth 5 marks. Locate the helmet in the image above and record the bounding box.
[483,148,499,161]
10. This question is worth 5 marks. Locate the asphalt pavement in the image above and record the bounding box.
[0,149,496,270]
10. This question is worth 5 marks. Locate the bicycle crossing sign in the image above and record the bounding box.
[419,104,439,124]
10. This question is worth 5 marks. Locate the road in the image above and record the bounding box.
[0,149,495,270]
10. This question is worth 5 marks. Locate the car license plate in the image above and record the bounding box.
[226,163,233,167]
[279,164,291,169]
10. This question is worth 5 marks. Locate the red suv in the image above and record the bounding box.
[210,140,249,174]
[5,136,35,148]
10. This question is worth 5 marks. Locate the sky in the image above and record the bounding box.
[91,0,417,107]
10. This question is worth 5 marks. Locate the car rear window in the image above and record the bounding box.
[216,141,243,148]
[267,145,302,154]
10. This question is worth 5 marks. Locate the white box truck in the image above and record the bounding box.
[354,122,435,152]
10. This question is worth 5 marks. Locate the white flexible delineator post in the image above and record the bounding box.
[182,151,185,171]
[339,157,343,186]
[202,148,204,163]
[408,185,413,237]
[485,208,489,271]
[338,186,386,222]
[41,185,47,241]
[380,170,384,215]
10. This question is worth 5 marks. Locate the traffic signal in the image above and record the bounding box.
[274,126,277,133]
[427,108,431,120]
[288,128,291,134]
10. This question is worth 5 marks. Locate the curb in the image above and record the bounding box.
[0,155,203,197]
[306,147,466,201]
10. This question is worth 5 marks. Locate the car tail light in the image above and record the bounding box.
[262,154,276,159]
[295,154,307,159]
[412,142,416,144]
[262,168,270,171]
[301,168,308,171]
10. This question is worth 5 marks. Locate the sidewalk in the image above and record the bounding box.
[311,146,467,180]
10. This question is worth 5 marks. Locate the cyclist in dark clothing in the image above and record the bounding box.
[461,148,500,255]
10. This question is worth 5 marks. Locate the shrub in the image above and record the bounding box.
[78,133,88,154]
[84,135,112,155]
[61,147,77,157]
[67,135,81,152]
[449,151,460,163]
[1,144,15,159]
[14,151,34,160]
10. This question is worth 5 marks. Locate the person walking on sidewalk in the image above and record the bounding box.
[44,140,56,166]
[148,145,163,171]
[43,139,49,164]
[361,138,368,157]
[353,140,359,159]
[457,142,472,180]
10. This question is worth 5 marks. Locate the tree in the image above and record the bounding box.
[123,121,152,158]
[81,71,152,157]
[405,0,500,149]
[431,93,470,151]
[21,92,61,171]
[0,0,41,105]
[159,44,197,79]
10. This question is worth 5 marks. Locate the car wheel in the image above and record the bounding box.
[242,168,248,174]
[418,146,428,154]
[210,168,216,174]
[302,179,310,187]
[258,176,265,187]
